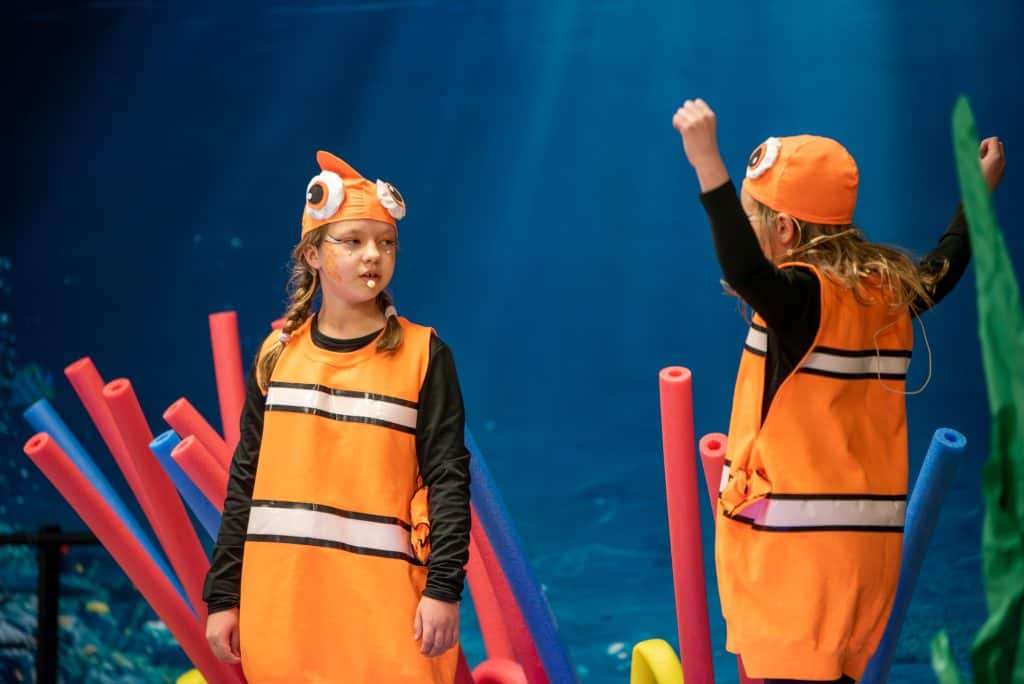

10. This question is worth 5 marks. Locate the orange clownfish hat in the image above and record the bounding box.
[301,150,406,236]
[741,135,859,225]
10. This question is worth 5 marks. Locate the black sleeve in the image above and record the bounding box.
[699,180,820,332]
[913,204,971,313]
[416,334,471,603]
[202,364,265,614]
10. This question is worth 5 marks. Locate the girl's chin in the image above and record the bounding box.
[340,286,386,304]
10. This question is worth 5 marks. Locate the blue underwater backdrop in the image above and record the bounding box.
[2,1,1023,682]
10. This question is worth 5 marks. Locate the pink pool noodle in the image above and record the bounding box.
[172,436,229,513]
[697,433,760,684]
[473,658,529,684]
[471,506,548,684]
[64,358,146,503]
[23,434,244,684]
[467,530,516,661]
[658,367,715,684]
[698,433,727,517]
[102,378,209,619]
[164,397,232,474]
[209,312,245,450]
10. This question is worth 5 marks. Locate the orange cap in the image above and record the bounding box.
[740,135,858,225]
[300,150,406,236]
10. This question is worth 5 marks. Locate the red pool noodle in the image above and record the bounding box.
[697,434,761,684]
[64,358,146,503]
[471,506,548,684]
[455,648,475,684]
[698,433,727,517]
[23,434,244,684]
[209,312,245,450]
[164,397,232,474]
[658,367,714,684]
[467,530,516,660]
[172,436,228,513]
[473,658,529,684]
[102,378,210,620]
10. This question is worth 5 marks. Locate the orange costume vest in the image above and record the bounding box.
[715,263,913,681]
[238,315,458,683]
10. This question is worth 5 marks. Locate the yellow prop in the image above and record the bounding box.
[630,639,684,684]
[176,669,205,684]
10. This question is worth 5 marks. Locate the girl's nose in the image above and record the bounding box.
[363,242,380,260]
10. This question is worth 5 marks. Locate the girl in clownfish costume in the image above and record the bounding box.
[202,151,470,683]
[672,99,1006,683]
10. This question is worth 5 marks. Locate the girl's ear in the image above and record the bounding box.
[303,244,321,270]
[776,213,799,249]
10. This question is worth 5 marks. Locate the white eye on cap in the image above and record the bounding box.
[305,171,345,220]
[376,179,406,220]
[746,137,782,180]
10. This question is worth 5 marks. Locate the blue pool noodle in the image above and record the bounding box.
[465,427,578,684]
[23,399,188,603]
[861,427,968,684]
[149,430,222,542]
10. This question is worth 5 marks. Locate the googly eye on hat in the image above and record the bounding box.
[376,180,406,221]
[746,137,782,180]
[305,171,345,220]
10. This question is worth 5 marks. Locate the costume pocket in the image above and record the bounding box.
[410,486,431,564]
[718,467,772,517]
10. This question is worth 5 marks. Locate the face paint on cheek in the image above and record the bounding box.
[321,254,340,280]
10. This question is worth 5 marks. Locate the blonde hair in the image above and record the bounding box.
[752,199,949,312]
[257,225,403,390]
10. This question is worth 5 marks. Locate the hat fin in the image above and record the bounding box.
[316,150,365,181]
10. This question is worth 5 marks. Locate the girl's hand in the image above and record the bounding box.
[206,607,241,664]
[414,596,460,657]
[980,136,1006,192]
[672,98,729,191]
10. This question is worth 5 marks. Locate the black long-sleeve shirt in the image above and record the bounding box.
[203,314,471,613]
[700,180,971,421]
